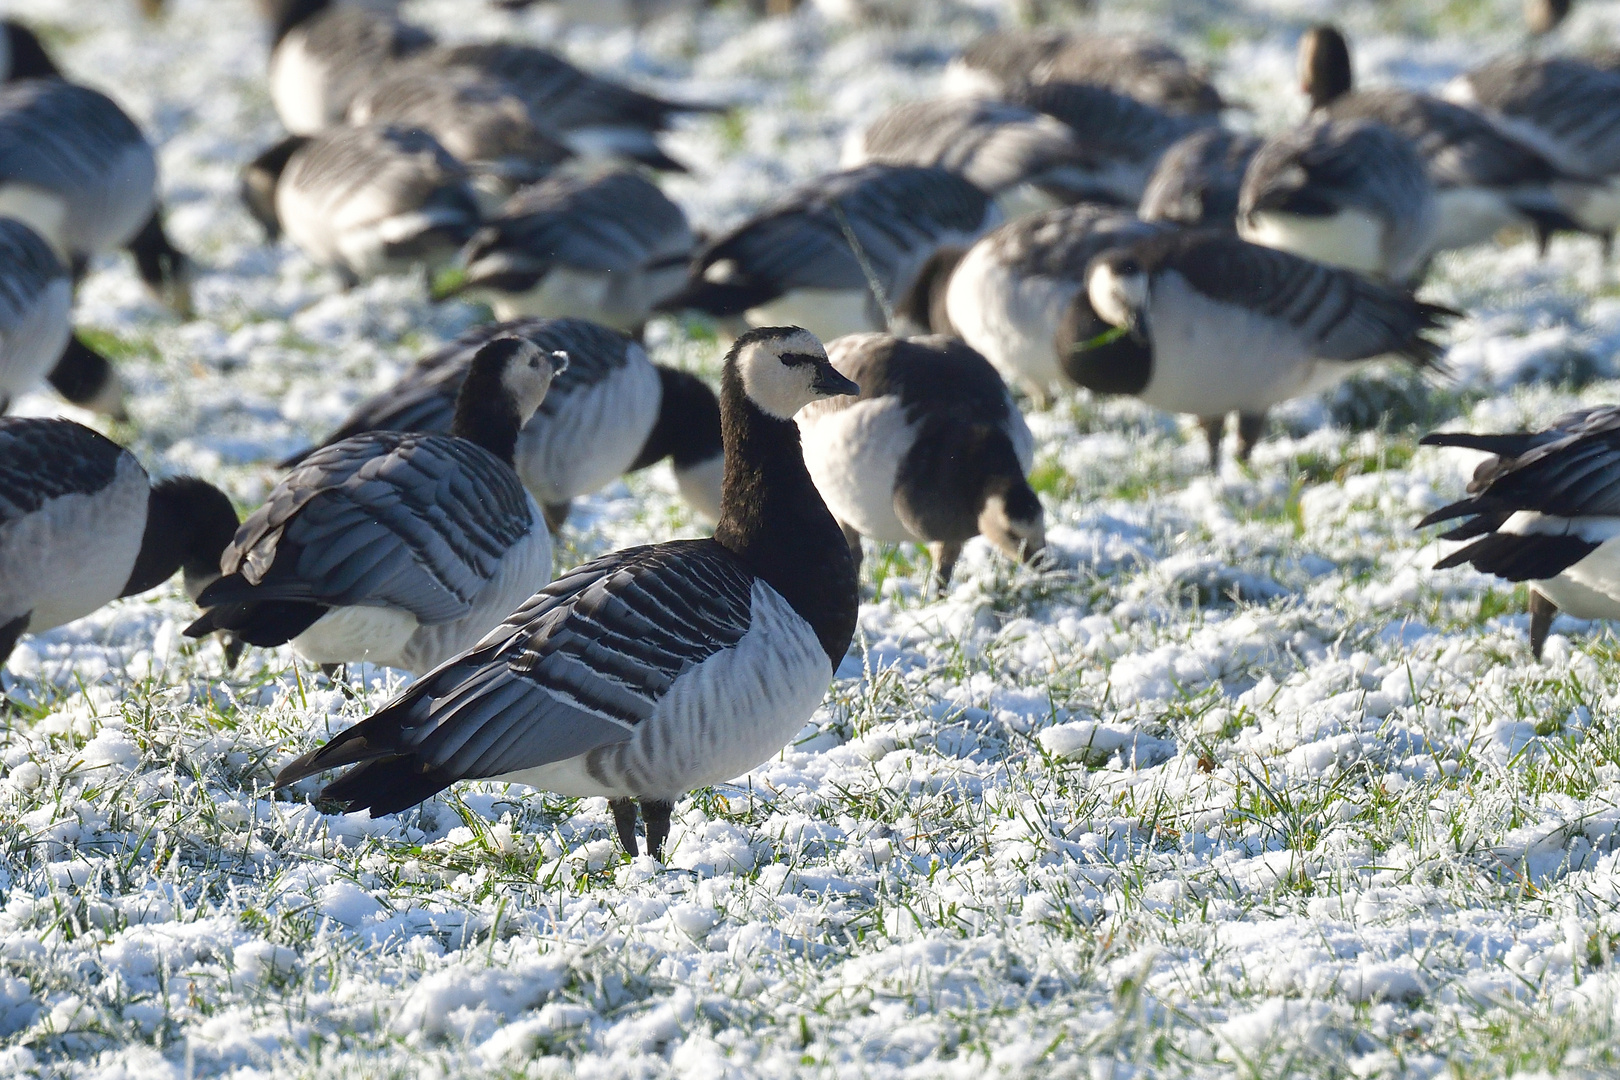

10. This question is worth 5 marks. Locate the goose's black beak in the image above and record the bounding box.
[812,366,860,397]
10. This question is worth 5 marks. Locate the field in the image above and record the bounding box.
[3,0,1620,1076]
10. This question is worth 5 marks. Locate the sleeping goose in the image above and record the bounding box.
[1419,407,1620,660]
[946,30,1225,116]
[1138,128,1263,228]
[451,169,695,333]
[659,164,997,343]
[185,337,562,675]
[241,125,482,287]
[272,326,861,861]
[1085,229,1454,464]
[278,318,724,528]
[263,0,435,136]
[1238,114,1439,283]
[0,22,62,83]
[0,79,193,314]
[798,332,1044,593]
[0,418,238,672]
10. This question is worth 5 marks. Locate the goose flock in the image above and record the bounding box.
[4,0,1620,877]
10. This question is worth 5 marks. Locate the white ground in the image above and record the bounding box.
[2,0,1620,1076]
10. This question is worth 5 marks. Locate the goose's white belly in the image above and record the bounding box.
[499,580,832,800]
[0,276,72,400]
[1431,187,1523,252]
[798,395,919,543]
[516,354,662,505]
[269,31,340,135]
[1240,208,1387,277]
[747,288,879,343]
[946,241,1078,396]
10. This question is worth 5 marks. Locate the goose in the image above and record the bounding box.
[1238,115,1439,283]
[659,164,997,343]
[272,326,861,862]
[0,418,239,672]
[0,79,193,314]
[1419,407,1620,660]
[945,30,1225,116]
[1299,25,1594,253]
[0,22,62,83]
[1138,128,1263,228]
[451,169,695,333]
[279,317,724,528]
[185,337,562,675]
[798,332,1044,593]
[1085,229,1454,464]
[263,0,435,136]
[240,125,482,287]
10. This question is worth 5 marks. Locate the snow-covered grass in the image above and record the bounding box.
[3,0,1620,1076]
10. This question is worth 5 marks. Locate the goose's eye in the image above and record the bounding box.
[528,357,540,369]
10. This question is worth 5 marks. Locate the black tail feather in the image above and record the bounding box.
[1433,531,1598,580]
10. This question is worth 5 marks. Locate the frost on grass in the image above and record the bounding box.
[1,0,1620,1077]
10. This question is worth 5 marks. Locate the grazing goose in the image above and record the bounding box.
[452,169,695,333]
[0,418,238,671]
[940,204,1164,405]
[1419,408,1620,660]
[272,326,861,862]
[798,333,1044,593]
[946,30,1225,116]
[660,164,997,343]
[186,338,562,675]
[0,79,193,314]
[241,126,482,286]
[0,22,61,83]
[1139,128,1263,228]
[1238,115,1439,283]
[263,0,435,136]
[1300,25,1593,253]
[1084,229,1454,463]
[280,318,724,527]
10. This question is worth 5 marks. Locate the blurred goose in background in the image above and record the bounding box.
[281,318,724,528]
[241,125,482,287]
[798,332,1044,593]
[1238,115,1438,283]
[0,21,62,82]
[0,418,238,672]
[186,337,562,675]
[945,30,1225,116]
[660,164,997,342]
[263,0,435,135]
[1138,128,1263,228]
[452,169,695,333]
[1420,407,1620,660]
[1085,229,1454,464]
[0,79,193,314]
[272,326,861,861]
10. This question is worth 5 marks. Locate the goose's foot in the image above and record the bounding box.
[610,797,640,857]
[641,798,674,862]
[1529,589,1559,661]
[1198,414,1229,470]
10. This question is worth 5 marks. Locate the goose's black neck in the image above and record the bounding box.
[271,0,333,46]
[713,364,857,668]
[122,478,239,599]
[451,358,524,467]
[630,366,723,473]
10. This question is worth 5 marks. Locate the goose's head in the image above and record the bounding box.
[1085,250,1150,343]
[1299,25,1352,110]
[468,335,569,424]
[980,480,1046,567]
[240,135,311,241]
[730,326,860,420]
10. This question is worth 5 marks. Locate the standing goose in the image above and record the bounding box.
[272,326,861,861]
[798,333,1044,593]
[1419,408,1620,660]
[1238,114,1439,283]
[185,338,562,675]
[279,318,724,528]
[263,0,435,136]
[451,169,695,333]
[1138,128,1263,228]
[945,30,1225,116]
[659,164,997,343]
[1085,229,1454,464]
[0,418,238,671]
[241,125,482,287]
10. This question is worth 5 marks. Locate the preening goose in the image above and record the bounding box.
[1420,407,1620,659]
[185,338,562,675]
[798,332,1044,593]
[273,326,861,862]
[660,164,997,343]
[1138,128,1262,227]
[263,0,434,136]
[0,418,238,672]
[1085,229,1454,464]
[452,169,695,333]
[1238,115,1439,283]
[279,318,724,528]
[241,126,482,286]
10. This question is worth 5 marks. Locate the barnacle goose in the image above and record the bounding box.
[186,338,562,675]
[451,169,695,333]
[1420,408,1620,660]
[945,30,1225,116]
[798,333,1043,593]
[1138,128,1263,228]
[1085,229,1454,465]
[0,22,61,83]
[279,318,724,528]
[0,79,193,314]
[0,418,238,672]
[1238,115,1439,283]
[659,164,997,343]
[263,0,435,135]
[240,126,482,287]
[273,326,861,861]
[1300,25,1593,254]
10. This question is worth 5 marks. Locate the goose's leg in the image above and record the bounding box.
[640,798,674,861]
[543,501,571,535]
[221,633,246,670]
[1235,412,1267,462]
[1198,414,1228,470]
[929,540,963,598]
[610,797,640,857]
[1529,589,1559,660]
[839,521,863,576]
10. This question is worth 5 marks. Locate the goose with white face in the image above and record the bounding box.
[736,328,860,419]
[1086,257,1149,336]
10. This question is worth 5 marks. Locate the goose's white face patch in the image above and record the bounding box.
[1087,262,1147,330]
[500,342,567,422]
[979,493,1046,563]
[737,328,833,420]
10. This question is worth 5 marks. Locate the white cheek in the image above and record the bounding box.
[1087,266,1141,328]
[741,358,816,420]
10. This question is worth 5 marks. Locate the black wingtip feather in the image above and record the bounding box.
[1418,431,1536,456]
[1433,532,1598,580]
[316,756,459,818]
